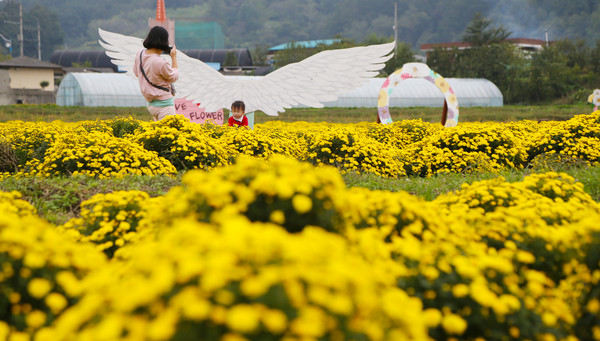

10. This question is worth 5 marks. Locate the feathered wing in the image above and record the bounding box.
[177,42,395,115]
[98,28,144,78]
[99,28,227,102]
[99,28,395,116]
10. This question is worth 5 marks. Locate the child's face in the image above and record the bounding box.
[232,108,245,119]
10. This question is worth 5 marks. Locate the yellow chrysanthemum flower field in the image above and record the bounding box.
[0,111,600,340]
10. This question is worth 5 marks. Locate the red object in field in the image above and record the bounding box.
[156,0,166,22]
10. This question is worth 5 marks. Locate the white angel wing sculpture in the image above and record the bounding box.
[99,28,394,116]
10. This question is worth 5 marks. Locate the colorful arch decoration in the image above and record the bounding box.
[588,89,600,112]
[377,63,459,127]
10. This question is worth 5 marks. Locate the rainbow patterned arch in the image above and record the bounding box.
[377,63,459,127]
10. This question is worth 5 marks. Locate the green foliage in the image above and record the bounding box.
[427,14,600,105]
[463,13,511,46]
[0,139,18,173]
[223,51,238,66]
[383,42,417,75]
[0,174,181,225]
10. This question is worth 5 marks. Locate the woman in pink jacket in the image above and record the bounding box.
[134,26,179,121]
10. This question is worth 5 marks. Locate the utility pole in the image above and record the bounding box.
[36,18,41,60]
[19,2,23,56]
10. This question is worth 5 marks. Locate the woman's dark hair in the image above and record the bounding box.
[143,26,171,52]
[231,100,245,111]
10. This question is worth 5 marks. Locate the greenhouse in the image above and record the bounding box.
[56,73,146,107]
[321,77,503,108]
[56,73,502,109]
[225,76,502,109]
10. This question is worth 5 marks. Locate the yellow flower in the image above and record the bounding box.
[28,278,52,299]
[226,304,260,333]
[516,250,535,263]
[292,194,312,214]
[442,313,467,335]
[270,210,286,225]
[452,284,469,298]
[587,298,600,314]
[0,322,9,340]
[45,293,68,314]
[26,310,46,328]
[542,312,557,326]
[261,309,287,334]
[290,306,327,337]
[147,309,178,341]
[593,326,600,340]
[423,308,442,327]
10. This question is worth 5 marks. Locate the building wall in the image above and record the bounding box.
[8,68,55,91]
[12,89,56,105]
[0,70,12,105]
[0,69,56,105]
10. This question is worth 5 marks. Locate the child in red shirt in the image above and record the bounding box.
[227,100,249,127]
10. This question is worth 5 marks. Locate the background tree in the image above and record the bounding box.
[463,13,511,46]
[527,45,580,103]
[250,44,271,66]
[223,51,238,67]
[383,42,416,76]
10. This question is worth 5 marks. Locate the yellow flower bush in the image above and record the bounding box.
[220,128,287,159]
[132,116,230,171]
[30,130,176,178]
[401,123,528,176]
[142,155,347,234]
[59,190,155,258]
[1,110,600,179]
[339,186,448,240]
[364,119,439,149]
[1,112,600,340]
[0,210,106,335]
[0,191,37,217]
[255,123,307,159]
[527,111,600,165]
[305,127,405,177]
[0,121,65,174]
[41,218,430,341]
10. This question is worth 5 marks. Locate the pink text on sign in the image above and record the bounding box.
[174,98,224,125]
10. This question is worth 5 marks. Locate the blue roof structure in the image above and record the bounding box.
[269,39,342,52]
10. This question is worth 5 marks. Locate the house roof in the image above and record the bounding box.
[0,56,64,70]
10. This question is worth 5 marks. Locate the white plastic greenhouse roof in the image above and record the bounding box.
[56,73,146,107]
[322,77,503,108]
[56,73,502,108]
[224,76,503,108]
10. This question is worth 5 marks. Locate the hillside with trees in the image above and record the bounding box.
[4,0,600,52]
[1,0,600,105]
